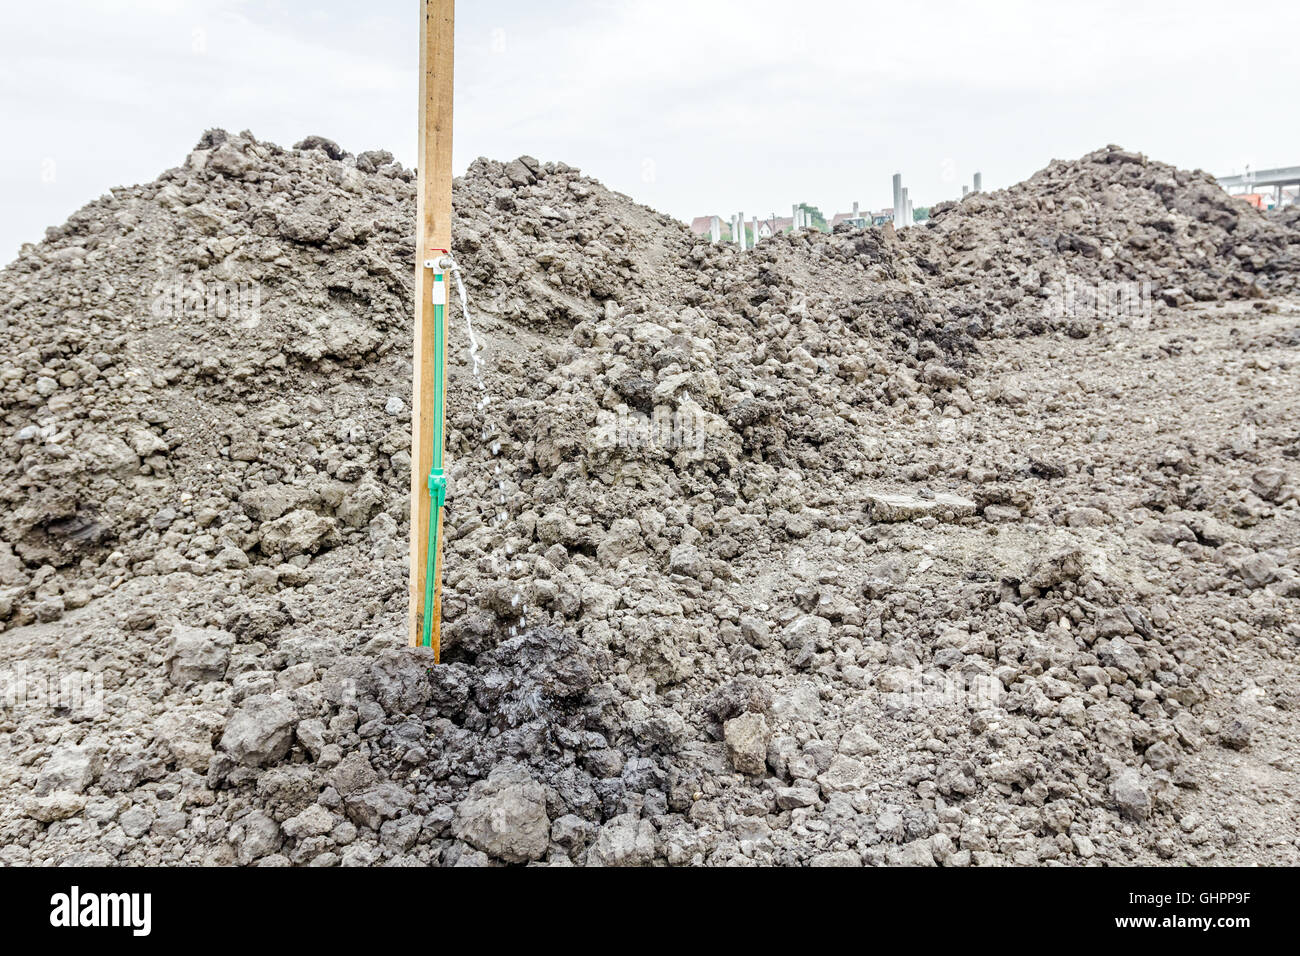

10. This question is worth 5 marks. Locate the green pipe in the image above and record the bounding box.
[421,278,447,650]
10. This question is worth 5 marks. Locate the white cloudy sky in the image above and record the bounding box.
[2,0,1297,259]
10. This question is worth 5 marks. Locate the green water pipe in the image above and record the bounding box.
[421,269,447,650]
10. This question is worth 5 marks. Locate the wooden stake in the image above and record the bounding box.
[409,0,455,655]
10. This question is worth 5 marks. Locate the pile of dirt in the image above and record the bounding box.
[0,132,1297,866]
[919,146,1300,336]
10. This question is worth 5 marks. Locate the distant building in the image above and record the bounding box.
[757,215,793,238]
[689,214,795,241]
[693,205,901,239]
[830,202,870,230]
[690,215,728,242]
[696,189,941,236]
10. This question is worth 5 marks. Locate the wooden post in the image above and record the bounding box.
[409,0,455,655]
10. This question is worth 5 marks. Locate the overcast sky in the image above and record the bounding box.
[2,0,1297,260]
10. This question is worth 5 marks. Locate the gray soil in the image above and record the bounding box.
[0,132,1297,866]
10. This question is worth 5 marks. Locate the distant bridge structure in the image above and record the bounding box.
[1216,166,1300,205]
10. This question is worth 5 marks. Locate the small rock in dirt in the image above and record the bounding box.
[585,813,657,867]
[1111,769,1151,821]
[723,712,770,775]
[165,625,235,685]
[452,765,550,863]
[218,693,299,767]
[1219,718,1253,751]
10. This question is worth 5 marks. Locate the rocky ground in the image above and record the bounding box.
[0,133,1297,866]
